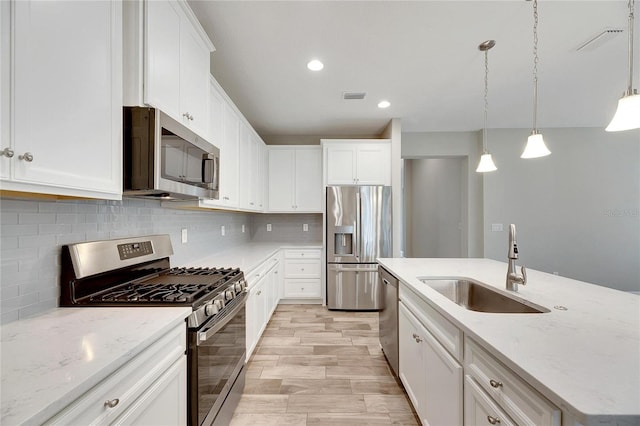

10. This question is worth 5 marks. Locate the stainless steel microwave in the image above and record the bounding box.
[123,107,219,200]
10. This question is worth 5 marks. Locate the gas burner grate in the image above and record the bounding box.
[93,283,211,303]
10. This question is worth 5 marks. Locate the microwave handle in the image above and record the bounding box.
[202,153,218,190]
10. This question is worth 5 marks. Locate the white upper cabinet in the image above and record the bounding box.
[125,0,213,139]
[202,76,239,208]
[144,0,180,118]
[268,146,322,212]
[322,140,391,186]
[1,0,122,199]
[238,122,265,212]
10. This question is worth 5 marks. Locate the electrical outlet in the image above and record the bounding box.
[181,228,188,243]
[221,225,225,236]
[242,224,245,233]
[491,223,503,232]
[266,224,272,232]
[303,223,308,232]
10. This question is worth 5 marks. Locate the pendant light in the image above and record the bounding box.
[476,40,498,173]
[606,0,640,132]
[521,0,551,159]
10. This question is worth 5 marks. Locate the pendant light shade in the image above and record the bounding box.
[521,132,551,159]
[476,153,498,172]
[606,93,640,131]
[476,40,497,173]
[522,0,551,159]
[606,0,639,132]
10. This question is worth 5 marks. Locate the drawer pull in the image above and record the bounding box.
[489,379,503,388]
[104,398,120,409]
[412,333,423,343]
[257,290,262,296]
[487,416,501,424]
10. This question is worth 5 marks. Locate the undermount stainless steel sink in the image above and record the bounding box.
[418,278,550,314]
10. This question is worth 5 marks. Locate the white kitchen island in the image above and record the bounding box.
[377,258,640,426]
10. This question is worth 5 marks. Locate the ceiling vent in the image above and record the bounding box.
[576,29,624,52]
[343,92,366,100]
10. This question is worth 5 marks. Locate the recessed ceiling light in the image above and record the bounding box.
[307,59,324,71]
[378,100,391,109]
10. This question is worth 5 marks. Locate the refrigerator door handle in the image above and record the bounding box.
[355,192,360,261]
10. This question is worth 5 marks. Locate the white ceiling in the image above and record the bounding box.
[188,0,637,137]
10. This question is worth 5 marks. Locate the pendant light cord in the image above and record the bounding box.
[532,0,540,133]
[627,0,635,95]
[483,49,489,152]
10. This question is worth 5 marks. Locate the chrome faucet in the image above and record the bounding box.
[506,224,527,291]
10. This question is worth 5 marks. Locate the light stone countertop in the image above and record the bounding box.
[377,257,640,426]
[0,307,191,426]
[182,241,322,276]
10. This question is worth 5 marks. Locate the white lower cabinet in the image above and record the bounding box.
[465,375,516,426]
[246,253,281,359]
[282,249,321,299]
[112,357,186,426]
[44,324,187,425]
[464,337,561,426]
[398,301,463,426]
[397,282,562,426]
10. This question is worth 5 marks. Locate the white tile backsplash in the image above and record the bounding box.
[0,197,323,324]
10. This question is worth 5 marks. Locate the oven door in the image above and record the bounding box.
[188,292,247,426]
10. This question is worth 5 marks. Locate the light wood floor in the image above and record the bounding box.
[230,304,420,426]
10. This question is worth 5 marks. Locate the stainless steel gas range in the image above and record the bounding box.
[60,234,246,426]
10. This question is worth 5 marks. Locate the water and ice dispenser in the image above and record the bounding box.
[333,226,354,256]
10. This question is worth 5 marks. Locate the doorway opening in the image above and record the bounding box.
[403,157,469,258]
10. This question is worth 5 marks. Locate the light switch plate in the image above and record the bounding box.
[267,224,272,232]
[303,224,308,232]
[181,228,188,243]
[221,225,225,236]
[242,225,245,233]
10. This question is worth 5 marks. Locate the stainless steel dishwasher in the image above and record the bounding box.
[378,266,399,377]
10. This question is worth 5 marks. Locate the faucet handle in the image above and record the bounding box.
[520,266,527,285]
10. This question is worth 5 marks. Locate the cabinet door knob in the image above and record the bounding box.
[489,379,503,388]
[487,416,501,424]
[1,148,14,158]
[104,398,120,408]
[18,152,33,162]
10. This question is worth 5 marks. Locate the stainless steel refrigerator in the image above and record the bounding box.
[326,186,392,310]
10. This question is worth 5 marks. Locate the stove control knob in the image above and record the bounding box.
[214,299,224,310]
[225,290,234,301]
[234,282,244,293]
[204,302,219,316]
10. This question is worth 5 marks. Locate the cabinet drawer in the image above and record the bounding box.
[464,376,516,426]
[284,259,320,278]
[284,279,321,298]
[283,249,321,259]
[465,338,561,426]
[246,253,280,286]
[45,324,186,425]
[399,283,463,361]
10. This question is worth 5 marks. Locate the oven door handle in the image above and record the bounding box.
[197,291,247,344]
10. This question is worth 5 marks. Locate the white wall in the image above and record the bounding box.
[405,158,465,257]
[482,127,639,292]
[402,131,484,258]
